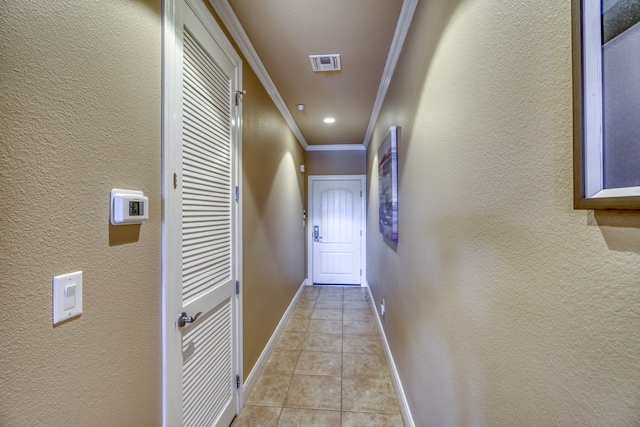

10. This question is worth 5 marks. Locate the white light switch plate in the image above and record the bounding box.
[53,271,83,324]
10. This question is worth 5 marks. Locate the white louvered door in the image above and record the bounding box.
[163,0,241,426]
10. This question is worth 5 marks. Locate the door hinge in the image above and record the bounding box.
[235,280,240,295]
[235,90,246,106]
[236,375,241,389]
[360,191,362,197]
[360,269,362,276]
[234,186,239,202]
[173,173,177,190]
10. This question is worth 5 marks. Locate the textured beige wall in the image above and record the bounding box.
[367,0,640,426]
[0,1,162,426]
[240,60,307,377]
[306,150,366,176]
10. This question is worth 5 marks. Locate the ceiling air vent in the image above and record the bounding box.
[309,54,341,72]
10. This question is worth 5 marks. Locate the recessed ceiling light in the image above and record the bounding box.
[323,117,336,124]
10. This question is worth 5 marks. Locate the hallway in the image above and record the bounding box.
[231,285,404,426]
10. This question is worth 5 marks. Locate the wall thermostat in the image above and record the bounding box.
[110,189,149,225]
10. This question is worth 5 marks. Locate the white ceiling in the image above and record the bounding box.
[211,0,417,149]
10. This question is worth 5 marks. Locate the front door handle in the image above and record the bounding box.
[313,225,322,242]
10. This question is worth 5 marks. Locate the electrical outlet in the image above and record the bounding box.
[380,298,386,316]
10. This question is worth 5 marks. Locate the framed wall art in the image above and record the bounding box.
[572,0,640,209]
[378,126,399,242]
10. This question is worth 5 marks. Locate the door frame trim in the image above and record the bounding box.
[161,0,243,424]
[161,1,182,423]
[307,175,367,286]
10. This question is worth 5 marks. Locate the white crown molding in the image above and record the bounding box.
[362,0,419,148]
[306,144,366,152]
[207,0,309,150]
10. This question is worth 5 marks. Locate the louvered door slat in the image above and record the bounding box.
[183,49,229,109]
[183,135,229,166]
[183,140,230,177]
[183,249,230,269]
[183,156,229,179]
[183,175,229,190]
[183,127,229,159]
[183,230,229,247]
[184,241,231,260]
[183,248,230,273]
[183,136,230,161]
[183,41,229,103]
[183,81,230,121]
[183,99,231,146]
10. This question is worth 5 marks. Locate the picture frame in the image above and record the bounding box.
[572,0,640,209]
[378,126,399,242]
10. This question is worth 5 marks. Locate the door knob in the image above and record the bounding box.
[178,311,202,327]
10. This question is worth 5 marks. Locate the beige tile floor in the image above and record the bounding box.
[231,285,404,427]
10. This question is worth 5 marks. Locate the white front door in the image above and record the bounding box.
[163,0,242,426]
[309,176,365,285]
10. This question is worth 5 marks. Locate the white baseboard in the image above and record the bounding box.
[366,281,415,427]
[241,279,308,400]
